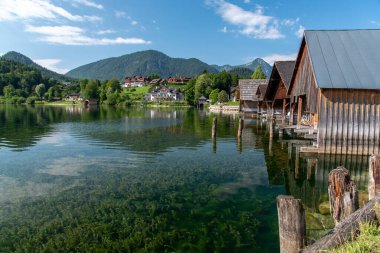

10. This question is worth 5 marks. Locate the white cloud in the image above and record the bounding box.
[243,0,250,3]
[72,0,103,9]
[0,0,101,22]
[206,0,284,39]
[281,18,299,27]
[220,26,228,33]
[95,29,116,35]
[34,58,69,74]
[371,20,380,26]
[115,10,126,18]
[25,24,152,46]
[259,53,297,65]
[296,25,305,38]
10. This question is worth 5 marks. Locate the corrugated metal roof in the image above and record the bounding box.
[305,29,380,89]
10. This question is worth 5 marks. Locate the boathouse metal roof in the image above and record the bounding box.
[304,29,380,90]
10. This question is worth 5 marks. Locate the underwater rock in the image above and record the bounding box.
[318,201,330,215]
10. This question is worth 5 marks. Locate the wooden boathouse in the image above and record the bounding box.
[264,61,295,121]
[239,79,268,113]
[288,29,380,154]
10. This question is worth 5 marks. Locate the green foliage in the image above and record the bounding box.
[329,222,380,253]
[149,73,160,79]
[2,51,73,82]
[35,83,46,100]
[66,50,219,80]
[184,79,196,106]
[209,89,219,104]
[213,70,232,92]
[3,84,15,97]
[81,79,99,99]
[251,65,267,79]
[229,67,252,79]
[26,96,37,104]
[218,90,228,103]
[195,74,213,100]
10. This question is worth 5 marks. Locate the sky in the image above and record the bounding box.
[1,0,380,74]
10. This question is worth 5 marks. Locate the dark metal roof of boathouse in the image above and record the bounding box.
[305,29,380,89]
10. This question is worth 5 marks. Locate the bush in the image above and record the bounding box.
[26,96,38,104]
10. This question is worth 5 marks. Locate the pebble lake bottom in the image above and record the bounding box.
[0,105,369,252]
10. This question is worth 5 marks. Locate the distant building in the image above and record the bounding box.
[167,76,191,84]
[123,76,151,87]
[65,93,81,101]
[145,85,184,102]
[239,79,268,113]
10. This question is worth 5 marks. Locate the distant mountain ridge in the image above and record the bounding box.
[1,51,73,82]
[66,50,272,80]
[66,50,219,80]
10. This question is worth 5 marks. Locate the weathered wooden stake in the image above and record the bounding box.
[237,118,244,139]
[297,97,303,129]
[328,167,359,224]
[212,117,217,153]
[279,129,283,139]
[277,195,306,253]
[282,99,287,124]
[212,117,217,138]
[369,155,380,200]
[269,120,273,139]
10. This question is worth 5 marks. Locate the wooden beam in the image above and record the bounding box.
[297,97,303,129]
[277,196,306,253]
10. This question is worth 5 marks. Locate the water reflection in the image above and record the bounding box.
[0,105,372,251]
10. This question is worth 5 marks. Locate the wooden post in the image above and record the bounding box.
[303,195,380,252]
[297,97,303,129]
[282,99,287,124]
[269,120,273,139]
[328,167,359,224]
[369,155,380,200]
[295,147,300,179]
[279,129,283,139]
[237,118,244,139]
[277,195,306,253]
[212,117,217,153]
[290,103,295,126]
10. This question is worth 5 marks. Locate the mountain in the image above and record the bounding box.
[66,50,219,80]
[1,51,73,82]
[211,64,234,72]
[238,58,272,78]
[214,58,272,78]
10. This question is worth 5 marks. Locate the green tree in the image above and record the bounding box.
[251,65,266,79]
[47,87,55,100]
[35,83,46,101]
[184,79,196,105]
[106,78,120,93]
[209,89,219,104]
[231,74,239,87]
[149,73,160,79]
[81,80,99,99]
[3,85,15,98]
[214,70,232,93]
[218,90,228,103]
[195,74,212,101]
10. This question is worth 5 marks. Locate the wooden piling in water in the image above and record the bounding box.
[277,195,306,253]
[212,117,217,139]
[212,117,217,152]
[369,155,380,200]
[237,118,244,139]
[328,167,359,224]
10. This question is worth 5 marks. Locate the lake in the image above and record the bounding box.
[0,105,369,252]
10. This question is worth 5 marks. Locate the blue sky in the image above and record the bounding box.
[1,0,380,74]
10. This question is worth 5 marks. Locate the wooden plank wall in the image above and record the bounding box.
[318,89,380,155]
[291,46,320,114]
